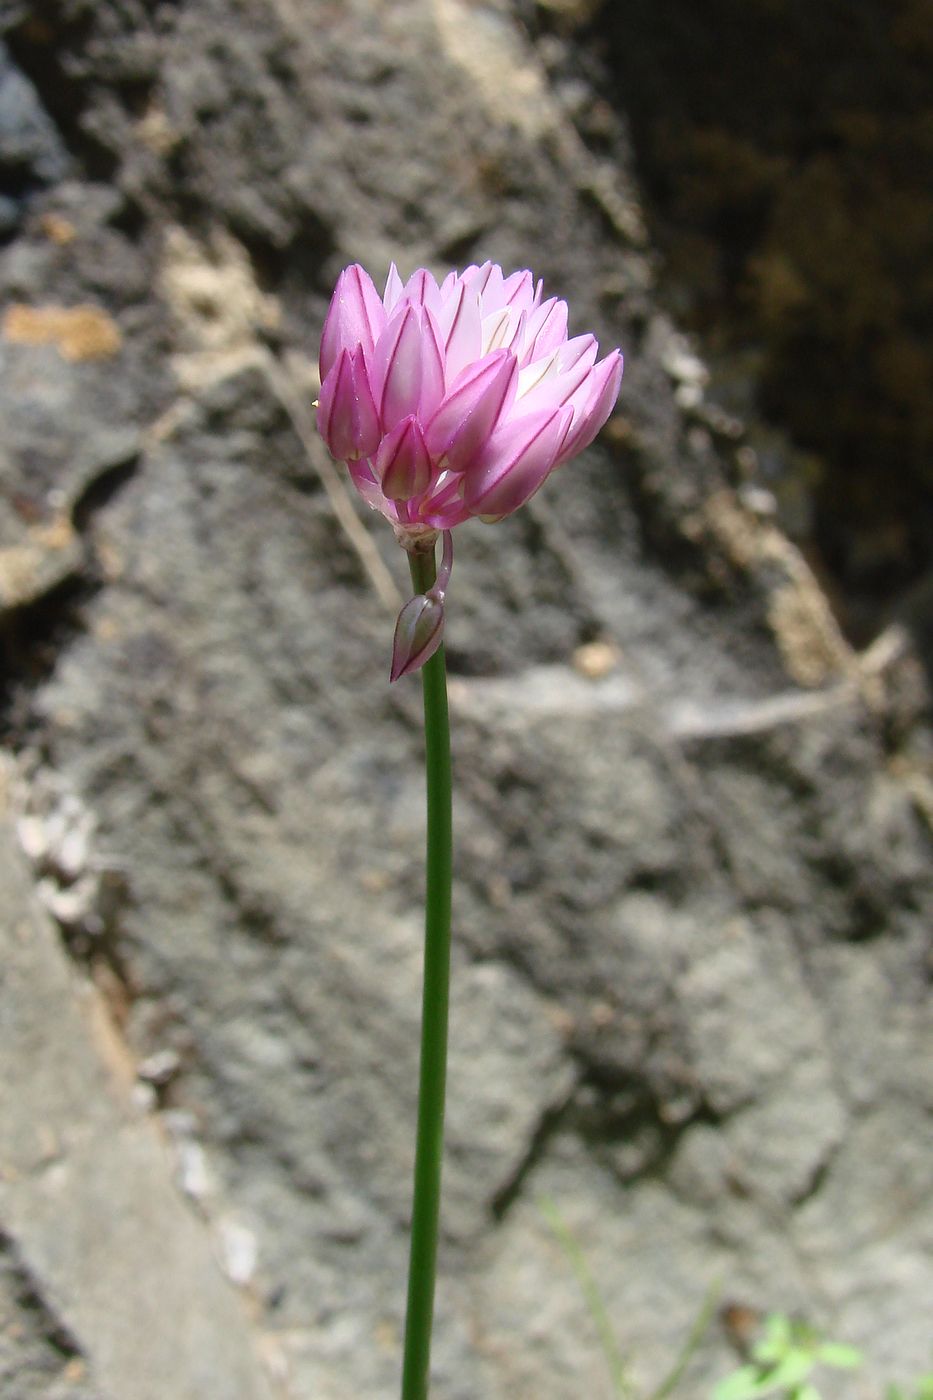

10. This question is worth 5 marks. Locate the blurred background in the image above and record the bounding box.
[0,1,930,1397]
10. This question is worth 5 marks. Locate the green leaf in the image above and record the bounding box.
[711,1364,780,1400]
[537,1197,634,1400]
[816,1342,862,1369]
[764,1352,813,1389]
[647,1280,720,1400]
[768,1314,794,1343]
[794,1384,822,1400]
[756,1315,795,1362]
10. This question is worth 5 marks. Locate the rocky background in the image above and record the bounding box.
[1,1,931,1398]
[580,0,933,638]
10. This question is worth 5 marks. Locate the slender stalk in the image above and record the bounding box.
[645,1281,720,1400]
[400,543,453,1400]
[540,1196,635,1400]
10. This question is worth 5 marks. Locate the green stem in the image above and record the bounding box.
[400,543,453,1400]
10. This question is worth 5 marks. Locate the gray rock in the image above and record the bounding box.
[0,39,68,188]
[0,1,930,1397]
[0,766,274,1400]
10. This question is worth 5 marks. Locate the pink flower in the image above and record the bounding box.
[318,262,622,530]
[316,262,623,676]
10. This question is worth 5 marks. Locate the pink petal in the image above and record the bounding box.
[420,307,447,415]
[501,269,535,309]
[437,280,483,383]
[376,416,432,501]
[424,349,518,471]
[402,268,441,315]
[520,297,569,366]
[557,334,599,373]
[555,350,623,465]
[464,406,572,517]
[482,305,526,355]
[317,348,381,462]
[372,305,445,430]
[348,457,396,518]
[517,339,601,416]
[515,348,561,401]
[319,265,386,382]
[417,469,465,520]
[461,261,496,301]
[477,263,504,310]
[383,262,404,313]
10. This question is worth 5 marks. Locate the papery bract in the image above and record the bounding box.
[390,591,446,682]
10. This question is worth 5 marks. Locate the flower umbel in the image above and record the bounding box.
[317,261,622,674]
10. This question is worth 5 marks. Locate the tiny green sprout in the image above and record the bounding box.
[886,1375,933,1400]
[711,1313,861,1400]
[539,1196,720,1400]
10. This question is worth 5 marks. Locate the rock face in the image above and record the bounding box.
[579,0,933,623]
[0,2,930,1398]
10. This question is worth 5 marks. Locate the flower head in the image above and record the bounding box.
[317,261,622,676]
[317,262,622,531]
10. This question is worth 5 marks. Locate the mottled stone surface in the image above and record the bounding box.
[0,764,273,1400]
[0,2,931,1398]
[581,0,933,620]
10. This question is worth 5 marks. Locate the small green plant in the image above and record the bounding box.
[540,1195,634,1398]
[537,1212,925,1400]
[540,1196,719,1400]
[711,1313,861,1400]
[886,1377,933,1400]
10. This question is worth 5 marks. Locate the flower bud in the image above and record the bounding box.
[317,347,381,462]
[390,591,445,682]
[372,304,445,431]
[377,416,432,501]
[319,264,386,382]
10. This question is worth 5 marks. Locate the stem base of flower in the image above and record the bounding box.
[394,522,440,553]
[400,540,453,1400]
